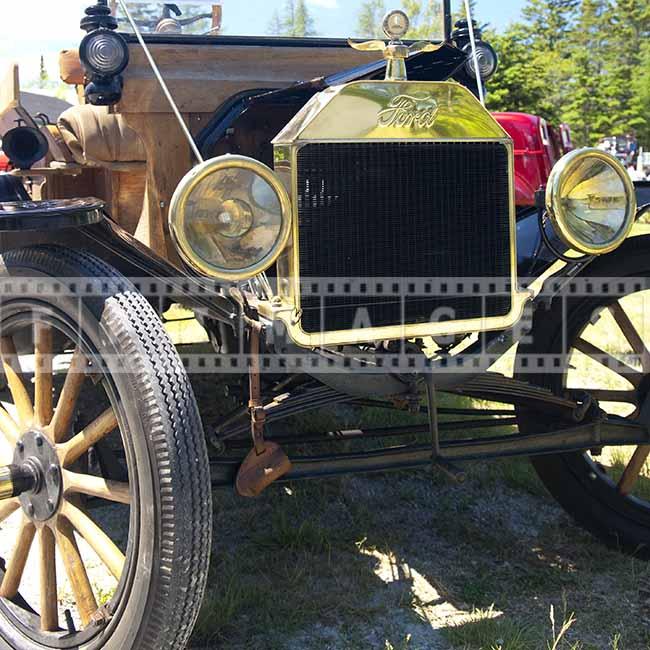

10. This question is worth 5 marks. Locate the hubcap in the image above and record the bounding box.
[13,430,62,522]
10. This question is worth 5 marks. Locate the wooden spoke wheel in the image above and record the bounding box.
[516,242,650,557]
[0,247,211,649]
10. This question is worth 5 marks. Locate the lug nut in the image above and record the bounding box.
[47,499,55,513]
[16,440,24,454]
[48,465,60,485]
[35,435,43,447]
[26,502,34,517]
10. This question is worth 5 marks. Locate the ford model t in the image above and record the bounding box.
[0,1,648,647]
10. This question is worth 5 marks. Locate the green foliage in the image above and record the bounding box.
[487,0,650,147]
[402,0,445,39]
[38,55,49,89]
[632,40,650,146]
[357,0,450,40]
[267,0,317,37]
[357,0,387,38]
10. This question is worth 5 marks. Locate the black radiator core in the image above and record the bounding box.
[296,141,512,334]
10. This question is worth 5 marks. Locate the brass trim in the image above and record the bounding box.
[169,155,293,282]
[272,81,509,145]
[0,466,14,500]
[546,148,637,256]
[262,136,528,348]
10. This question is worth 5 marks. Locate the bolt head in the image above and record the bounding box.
[26,502,34,517]
[16,440,23,453]
[48,465,60,485]
[35,435,43,447]
[47,499,55,513]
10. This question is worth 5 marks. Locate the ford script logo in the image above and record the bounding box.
[377,93,440,128]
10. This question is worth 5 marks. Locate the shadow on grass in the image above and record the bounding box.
[185,366,650,650]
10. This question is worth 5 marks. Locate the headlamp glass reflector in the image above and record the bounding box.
[80,29,130,76]
[169,156,291,280]
[546,148,636,255]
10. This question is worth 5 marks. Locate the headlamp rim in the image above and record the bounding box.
[79,28,130,77]
[545,147,637,255]
[462,41,498,80]
[169,154,292,281]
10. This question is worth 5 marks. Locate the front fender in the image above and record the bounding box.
[0,202,238,323]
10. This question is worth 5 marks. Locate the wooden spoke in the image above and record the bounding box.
[48,347,87,443]
[34,324,54,430]
[573,337,643,387]
[59,407,118,467]
[0,517,36,598]
[55,517,97,628]
[0,499,20,524]
[582,389,639,405]
[61,501,125,581]
[617,445,650,496]
[608,302,650,373]
[0,407,19,447]
[63,469,131,505]
[0,337,33,428]
[38,526,58,631]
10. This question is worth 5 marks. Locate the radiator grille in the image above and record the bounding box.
[296,141,512,334]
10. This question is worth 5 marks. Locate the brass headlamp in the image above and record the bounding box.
[169,155,292,281]
[546,148,636,255]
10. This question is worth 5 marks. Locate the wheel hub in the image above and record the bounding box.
[12,431,62,522]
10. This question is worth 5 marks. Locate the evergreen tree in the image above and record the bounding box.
[294,0,316,37]
[603,0,650,138]
[267,0,317,37]
[521,0,578,49]
[38,56,49,89]
[562,0,611,145]
[452,0,479,28]
[474,0,648,147]
[401,0,445,39]
[486,24,548,115]
[356,0,387,38]
[268,10,284,35]
[632,40,650,146]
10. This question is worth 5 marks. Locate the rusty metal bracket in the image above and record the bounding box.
[235,316,292,497]
[247,318,266,456]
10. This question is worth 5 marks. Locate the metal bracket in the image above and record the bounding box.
[426,374,466,482]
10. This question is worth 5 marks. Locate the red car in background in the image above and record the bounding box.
[492,112,573,207]
[0,150,10,173]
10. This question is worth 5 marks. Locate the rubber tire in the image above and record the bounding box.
[0,245,212,649]
[516,238,650,558]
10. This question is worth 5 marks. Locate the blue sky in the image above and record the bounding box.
[0,0,527,88]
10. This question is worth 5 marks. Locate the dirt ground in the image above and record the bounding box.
[1,311,649,649]
[186,363,650,650]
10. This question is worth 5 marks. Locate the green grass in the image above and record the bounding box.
[444,607,540,650]
[179,295,650,649]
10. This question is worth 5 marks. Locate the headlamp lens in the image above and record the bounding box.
[463,42,498,80]
[80,30,129,76]
[547,149,636,255]
[170,157,292,280]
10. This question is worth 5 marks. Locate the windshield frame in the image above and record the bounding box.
[114,0,455,44]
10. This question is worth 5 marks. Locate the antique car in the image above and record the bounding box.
[0,1,648,648]
[0,151,9,173]
[492,112,574,207]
